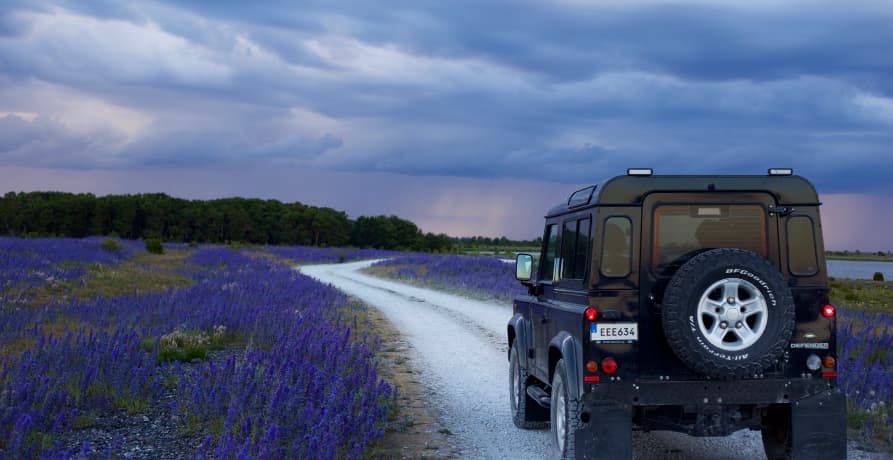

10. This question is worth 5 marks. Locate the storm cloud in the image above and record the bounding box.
[0,1,892,245]
[1,1,892,187]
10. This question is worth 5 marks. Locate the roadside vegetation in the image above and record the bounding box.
[368,254,526,302]
[263,245,397,266]
[0,237,395,458]
[830,278,893,314]
[369,253,893,452]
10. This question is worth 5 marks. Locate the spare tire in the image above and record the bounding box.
[661,248,795,379]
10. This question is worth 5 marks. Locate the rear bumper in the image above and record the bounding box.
[585,376,835,406]
[572,389,847,459]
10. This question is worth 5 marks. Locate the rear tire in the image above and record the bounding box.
[509,345,548,429]
[551,359,581,459]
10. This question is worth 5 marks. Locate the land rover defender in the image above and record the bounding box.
[507,169,846,459]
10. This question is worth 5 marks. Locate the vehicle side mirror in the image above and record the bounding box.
[515,253,533,281]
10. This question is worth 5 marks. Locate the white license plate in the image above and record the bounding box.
[590,323,638,343]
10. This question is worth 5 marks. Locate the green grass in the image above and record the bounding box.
[32,250,195,305]
[830,278,893,314]
[848,403,893,452]
[1,250,198,360]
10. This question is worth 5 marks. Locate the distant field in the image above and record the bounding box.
[0,238,395,458]
[826,252,893,263]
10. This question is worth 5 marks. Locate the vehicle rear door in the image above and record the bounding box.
[638,192,781,376]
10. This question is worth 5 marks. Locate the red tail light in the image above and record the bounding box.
[584,307,598,321]
[822,304,835,318]
[602,357,618,375]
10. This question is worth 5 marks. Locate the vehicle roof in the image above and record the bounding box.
[546,174,820,217]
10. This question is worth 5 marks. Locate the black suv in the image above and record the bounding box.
[507,169,845,459]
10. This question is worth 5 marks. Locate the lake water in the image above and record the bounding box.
[827,259,893,280]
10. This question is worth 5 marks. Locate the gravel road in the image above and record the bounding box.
[300,260,883,460]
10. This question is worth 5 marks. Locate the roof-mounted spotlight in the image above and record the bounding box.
[768,168,794,176]
[627,168,653,176]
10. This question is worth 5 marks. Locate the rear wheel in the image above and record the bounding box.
[551,359,581,459]
[509,345,548,429]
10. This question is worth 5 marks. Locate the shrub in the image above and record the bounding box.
[873,272,885,282]
[157,327,212,363]
[145,238,164,255]
[100,238,123,253]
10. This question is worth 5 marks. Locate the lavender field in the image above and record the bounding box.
[0,238,392,458]
[371,253,893,448]
[370,254,526,302]
[263,245,397,265]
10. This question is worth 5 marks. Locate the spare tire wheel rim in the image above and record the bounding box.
[697,277,768,351]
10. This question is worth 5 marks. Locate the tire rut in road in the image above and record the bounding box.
[336,272,508,352]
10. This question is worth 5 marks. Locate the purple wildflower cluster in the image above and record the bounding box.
[372,253,525,301]
[837,309,893,439]
[264,245,397,264]
[0,237,143,305]
[1,242,391,458]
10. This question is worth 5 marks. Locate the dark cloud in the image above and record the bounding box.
[0,114,103,168]
[150,1,893,90]
[0,0,892,195]
[122,127,343,168]
[0,114,37,151]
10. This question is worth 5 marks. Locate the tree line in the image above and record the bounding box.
[0,191,454,252]
[454,235,542,248]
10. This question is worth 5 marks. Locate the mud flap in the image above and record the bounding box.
[574,400,632,460]
[792,390,847,459]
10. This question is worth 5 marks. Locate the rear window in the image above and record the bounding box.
[787,216,819,276]
[653,204,766,272]
[601,216,632,277]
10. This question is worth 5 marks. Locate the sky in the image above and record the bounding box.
[0,1,892,250]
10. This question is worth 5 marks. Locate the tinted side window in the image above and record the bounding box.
[561,221,577,279]
[561,217,591,280]
[575,218,591,279]
[540,224,560,282]
[653,204,766,272]
[601,216,632,277]
[787,216,818,276]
